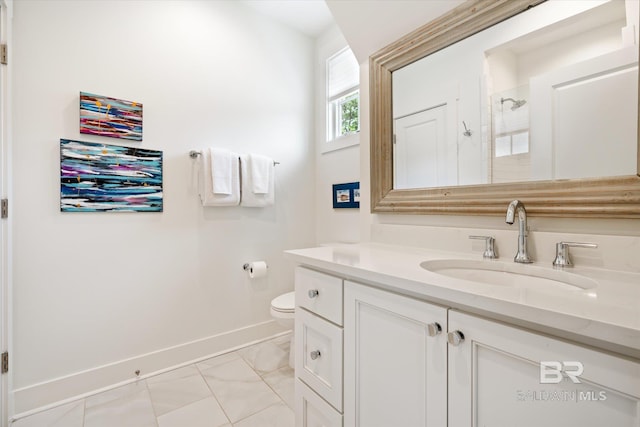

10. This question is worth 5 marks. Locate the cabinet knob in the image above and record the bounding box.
[447,330,465,346]
[309,350,321,360]
[308,289,319,298]
[427,322,442,337]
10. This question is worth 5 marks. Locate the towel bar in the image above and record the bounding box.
[189,150,280,165]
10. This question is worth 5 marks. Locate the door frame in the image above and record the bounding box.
[0,0,11,425]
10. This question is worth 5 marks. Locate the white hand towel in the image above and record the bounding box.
[198,150,240,206]
[210,148,233,194]
[248,154,273,194]
[240,154,275,207]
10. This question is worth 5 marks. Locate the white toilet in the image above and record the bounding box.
[270,291,295,368]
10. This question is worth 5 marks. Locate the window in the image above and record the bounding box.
[327,47,359,142]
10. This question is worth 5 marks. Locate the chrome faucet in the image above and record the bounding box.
[505,200,532,263]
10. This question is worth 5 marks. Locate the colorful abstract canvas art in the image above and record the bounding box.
[60,139,163,212]
[80,92,143,141]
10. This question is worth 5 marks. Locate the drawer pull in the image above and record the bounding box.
[308,289,319,298]
[427,322,442,337]
[447,330,465,346]
[310,350,321,360]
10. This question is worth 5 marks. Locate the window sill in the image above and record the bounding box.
[322,132,360,154]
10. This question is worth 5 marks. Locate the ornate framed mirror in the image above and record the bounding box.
[370,0,640,218]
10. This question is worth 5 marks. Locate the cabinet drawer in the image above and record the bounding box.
[295,379,343,427]
[295,267,343,325]
[296,308,343,411]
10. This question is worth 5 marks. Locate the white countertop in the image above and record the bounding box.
[285,242,640,358]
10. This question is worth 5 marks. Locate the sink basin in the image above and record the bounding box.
[420,259,598,291]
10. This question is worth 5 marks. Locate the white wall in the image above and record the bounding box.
[11,0,315,414]
[315,25,361,244]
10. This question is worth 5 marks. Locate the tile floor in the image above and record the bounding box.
[12,333,294,427]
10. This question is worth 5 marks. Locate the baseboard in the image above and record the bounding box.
[12,320,288,417]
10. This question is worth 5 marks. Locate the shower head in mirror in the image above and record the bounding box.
[501,97,527,111]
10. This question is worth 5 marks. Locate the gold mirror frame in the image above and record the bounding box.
[370,0,640,218]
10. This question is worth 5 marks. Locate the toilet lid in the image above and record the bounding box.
[271,291,295,312]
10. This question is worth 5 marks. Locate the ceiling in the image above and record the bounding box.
[240,0,335,38]
[240,0,465,62]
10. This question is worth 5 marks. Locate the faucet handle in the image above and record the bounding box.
[552,241,597,268]
[469,235,498,259]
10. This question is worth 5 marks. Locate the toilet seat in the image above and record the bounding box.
[270,291,295,314]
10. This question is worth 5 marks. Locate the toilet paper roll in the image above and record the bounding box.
[247,261,268,279]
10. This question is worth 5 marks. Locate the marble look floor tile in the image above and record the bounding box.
[156,396,229,427]
[84,382,156,427]
[239,335,290,374]
[147,365,212,416]
[13,338,296,427]
[85,381,147,410]
[196,351,241,372]
[232,402,294,427]
[11,400,84,427]
[201,358,280,423]
[262,366,294,409]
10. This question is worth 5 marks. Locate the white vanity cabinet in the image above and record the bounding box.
[294,267,344,427]
[343,281,448,427]
[292,262,640,427]
[448,310,640,427]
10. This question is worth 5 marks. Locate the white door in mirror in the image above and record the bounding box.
[394,105,456,189]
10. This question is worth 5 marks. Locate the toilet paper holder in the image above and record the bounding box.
[243,262,268,271]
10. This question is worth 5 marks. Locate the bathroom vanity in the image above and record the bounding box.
[296,0,640,424]
[286,243,640,427]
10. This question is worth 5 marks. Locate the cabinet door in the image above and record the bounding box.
[448,310,640,427]
[344,281,447,427]
[295,379,343,427]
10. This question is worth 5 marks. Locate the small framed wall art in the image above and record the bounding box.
[332,182,360,209]
[80,91,143,141]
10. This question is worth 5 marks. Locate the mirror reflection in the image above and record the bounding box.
[392,0,638,190]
